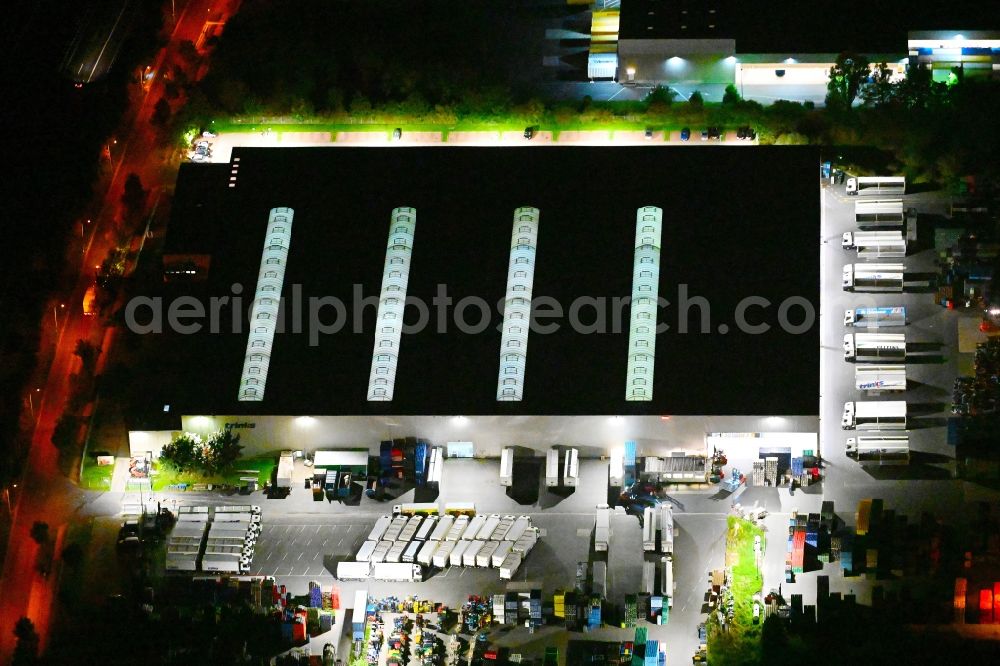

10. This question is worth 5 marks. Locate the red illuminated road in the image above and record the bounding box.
[0,0,239,659]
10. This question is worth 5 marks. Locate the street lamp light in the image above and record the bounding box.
[53,303,65,328]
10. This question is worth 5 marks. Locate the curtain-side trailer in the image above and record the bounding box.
[476,541,500,567]
[855,365,907,392]
[385,541,407,563]
[847,434,910,465]
[847,176,906,196]
[499,552,522,580]
[855,199,905,229]
[545,449,559,487]
[499,447,514,487]
[842,230,903,249]
[382,516,409,542]
[842,401,907,430]
[490,516,516,541]
[844,306,906,328]
[844,333,906,362]
[843,264,905,292]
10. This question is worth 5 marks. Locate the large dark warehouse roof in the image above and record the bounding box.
[136,145,819,419]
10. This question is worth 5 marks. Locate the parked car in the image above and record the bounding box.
[392,127,402,140]
[523,126,535,139]
[644,128,654,139]
[707,126,722,140]
[700,129,709,141]
[680,127,690,141]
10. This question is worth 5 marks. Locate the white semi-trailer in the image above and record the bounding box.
[401,540,422,564]
[842,230,903,249]
[414,516,437,542]
[337,561,373,580]
[846,434,910,466]
[661,557,674,605]
[428,515,454,542]
[449,540,470,567]
[855,199,905,229]
[416,540,439,567]
[463,540,485,567]
[499,552,522,580]
[461,515,486,540]
[445,515,468,541]
[382,516,408,542]
[499,447,514,487]
[844,306,906,328]
[843,264,905,292]
[356,540,378,563]
[385,541,407,563]
[370,540,393,564]
[595,505,611,552]
[609,449,624,487]
[490,516,516,541]
[659,504,674,555]
[491,541,513,567]
[563,448,580,487]
[432,540,456,568]
[367,516,393,542]
[842,401,907,430]
[512,528,538,556]
[371,562,423,582]
[476,541,500,567]
[545,449,559,487]
[847,176,906,196]
[642,507,657,552]
[857,239,907,259]
[505,516,531,542]
[855,365,907,392]
[476,514,502,541]
[844,333,906,362]
[276,451,294,489]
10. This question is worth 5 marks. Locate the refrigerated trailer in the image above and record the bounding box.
[449,540,470,567]
[563,448,579,487]
[855,199,905,229]
[642,507,657,551]
[499,447,514,487]
[844,333,906,362]
[476,541,500,567]
[842,401,907,430]
[428,515,454,541]
[545,449,559,487]
[356,540,378,563]
[845,306,906,328]
[433,540,456,568]
[847,176,906,196]
[855,365,907,392]
[367,516,393,542]
[371,562,423,582]
[846,434,910,466]
[857,239,907,259]
[338,561,373,580]
[463,540,485,567]
[660,504,674,555]
[843,264,905,292]
[842,230,903,249]
[416,540,439,566]
[370,540,393,564]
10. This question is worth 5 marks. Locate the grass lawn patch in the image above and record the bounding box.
[708,516,765,665]
[80,456,114,490]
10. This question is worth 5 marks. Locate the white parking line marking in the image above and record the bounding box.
[297,552,304,561]
[313,552,320,560]
[282,552,288,561]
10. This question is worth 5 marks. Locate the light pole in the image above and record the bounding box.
[27,388,40,417]
[53,303,65,328]
[3,484,14,514]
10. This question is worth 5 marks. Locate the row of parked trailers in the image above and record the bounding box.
[167,505,262,573]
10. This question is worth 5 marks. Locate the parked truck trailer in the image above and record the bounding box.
[847,434,910,466]
[595,505,610,552]
[843,264,905,292]
[847,176,905,196]
[844,306,905,328]
[844,333,906,362]
[842,230,903,250]
[855,365,907,392]
[855,199,904,229]
[842,401,907,430]
[337,561,373,580]
[371,562,423,582]
[499,447,514,487]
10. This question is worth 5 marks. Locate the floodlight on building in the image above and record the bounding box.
[625,206,663,401]
[725,56,737,64]
[496,207,540,401]
[784,57,797,64]
[295,416,316,427]
[954,34,964,41]
[452,416,468,426]
[367,207,417,402]
[237,207,294,401]
[190,415,213,428]
[666,56,684,70]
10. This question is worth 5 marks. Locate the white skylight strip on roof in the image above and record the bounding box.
[238,207,294,402]
[367,207,417,401]
[497,207,540,401]
[626,206,663,401]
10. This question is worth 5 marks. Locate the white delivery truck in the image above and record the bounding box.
[476,541,500,567]
[843,264,905,292]
[842,401,907,430]
[499,552,522,580]
[490,516,516,541]
[491,541,513,567]
[642,507,657,552]
[371,562,423,582]
[367,516,393,542]
[659,504,674,555]
[355,540,378,562]
[563,448,579,487]
[505,516,531,542]
[462,515,486,540]
[276,451,294,489]
[416,540,439,567]
[844,306,906,328]
[370,540,393,564]
[499,447,514,487]
[545,449,559,487]
[402,540,422,564]
[842,230,903,250]
[449,540,470,567]
[855,199,905,229]
[847,176,906,196]
[428,515,454,541]
[594,505,611,552]
[446,515,469,541]
[846,434,910,466]
[855,365,907,393]
[463,540,485,567]
[476,515,502,541]
[433,540,456,568]
[337,561,373,580]
[844,333,906,362]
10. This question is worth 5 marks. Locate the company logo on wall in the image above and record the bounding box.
[224,421,256,430]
